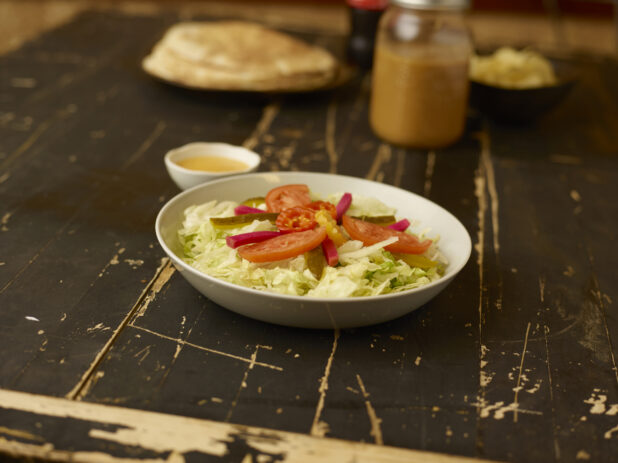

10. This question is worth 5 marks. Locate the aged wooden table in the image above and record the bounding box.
[1,3,617,463]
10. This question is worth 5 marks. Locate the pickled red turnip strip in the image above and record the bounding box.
[234,205,264,215]
[336,193,352,222]
[321,236,339,266]
[226,231,283,249]
[388,219,410,232]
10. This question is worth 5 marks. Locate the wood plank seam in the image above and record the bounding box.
[0,103,76,172]
[588,274,618,387]
[224,345,272,422]
[393,148,406,188]
[325,99,338,174]
[366,143,391,182]
[423,150,436,197]
[243,102,280,151]
[475,128,503,311]
[512,322,532,423]
[473,129,488,455]
[126,324,283,371]
[65,257,173,400]
[542,323,561,459]
[121,120,167,170]
[356,373,384,445]
[310,329,340,437]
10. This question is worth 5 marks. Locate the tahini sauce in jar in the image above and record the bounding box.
[370,0,472,148]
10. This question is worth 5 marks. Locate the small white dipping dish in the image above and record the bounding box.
[165,142,261,190]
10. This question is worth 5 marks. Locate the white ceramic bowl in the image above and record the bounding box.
[155,172,472,329]
[164,142,261,190]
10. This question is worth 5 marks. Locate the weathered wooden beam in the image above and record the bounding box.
[0,388,502,463]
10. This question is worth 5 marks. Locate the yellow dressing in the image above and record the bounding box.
[176,155,248,173]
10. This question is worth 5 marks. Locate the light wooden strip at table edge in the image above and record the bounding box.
[0,388,503,463]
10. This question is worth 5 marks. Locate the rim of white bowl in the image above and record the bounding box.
[164,142,261,177]
[155,171,472,304]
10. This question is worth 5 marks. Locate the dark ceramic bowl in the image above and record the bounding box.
[469,57,579,123]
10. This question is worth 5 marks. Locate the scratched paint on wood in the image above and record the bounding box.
[0,388,502,463]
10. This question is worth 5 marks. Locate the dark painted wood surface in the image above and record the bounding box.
[0,10,617,463]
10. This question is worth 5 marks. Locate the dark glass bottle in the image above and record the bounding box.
[346,0,388,69]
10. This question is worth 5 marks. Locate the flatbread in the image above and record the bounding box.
[142,21,339,92]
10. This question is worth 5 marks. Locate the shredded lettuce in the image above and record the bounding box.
[178,194,446,297]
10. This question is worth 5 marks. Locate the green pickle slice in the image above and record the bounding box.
[352,215,397,225]
[210,213,279,229]
[305,246,326,280]
[394,253,438,269]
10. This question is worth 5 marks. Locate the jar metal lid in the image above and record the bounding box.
[390,0,469,10]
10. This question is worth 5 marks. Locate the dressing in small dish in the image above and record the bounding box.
[165,142,261,190]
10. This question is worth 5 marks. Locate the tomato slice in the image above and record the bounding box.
[305,201,337,220]
[276,207,317,233]
[265,184,312,213]
[237,227,327,263]
[341,215,432,254]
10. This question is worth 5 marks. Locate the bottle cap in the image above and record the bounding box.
[390,0,469,10]
[346,0,389,10]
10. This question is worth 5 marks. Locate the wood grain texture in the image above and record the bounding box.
[0,8,617,463]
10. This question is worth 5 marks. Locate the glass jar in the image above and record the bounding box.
[369,0,472,148]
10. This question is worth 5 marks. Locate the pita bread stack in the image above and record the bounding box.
[142,21,339,92]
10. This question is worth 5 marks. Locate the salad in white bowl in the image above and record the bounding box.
[155,172,471,328]
[178,183,447,298]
